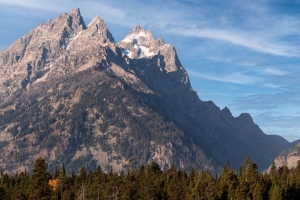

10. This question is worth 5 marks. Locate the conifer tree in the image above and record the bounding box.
[269,184,282,200]
[28,158,52,200]
[0,187,6,200]
[269,161,279,184]
[217,162,237,200]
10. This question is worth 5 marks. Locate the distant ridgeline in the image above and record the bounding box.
[0,157,299,199]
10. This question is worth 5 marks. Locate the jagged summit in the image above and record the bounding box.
[0,8,119,102]
[157,37,165,46]
[88,15,103,26]
[127,25,155,40]
[118,25,163,59]
[69,8,86,29]
[131,25,144,33]
[222,107,233,118]
[87,15,115,43]
[237,113,254,124]
[70,8,81,16]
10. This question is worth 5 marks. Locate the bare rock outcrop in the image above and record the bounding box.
[268,143,300,170]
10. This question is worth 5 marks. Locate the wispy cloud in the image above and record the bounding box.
[188,69,283,89]
[2,0,300,57]
[188,70,263,85]
[166,27,300,57]
[232,92,300,110]
[231,58,262,67]
[254,112,300,142]
[0,0,57,10]
[0,0,128,26]
[263,68,289,76]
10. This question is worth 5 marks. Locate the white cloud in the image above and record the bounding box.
[188,70,262,85]
[0,0,128,26]
[166,27,300,57]
[263,68,289,76]
[188,69,284,89]
[2,0,300,58]
[0,0,56,10]
[254,112,300,142]
[232,92,300,110]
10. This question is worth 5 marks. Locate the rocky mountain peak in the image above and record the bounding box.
[117,25,190,89]
[86,15,115,43]
[236,113,255,127]
[70,8,81,16]
[157,37,165,46]
[222,107,233,117]
[118,25,165,59]
[68,8,86,30]
[238,113,253,121]
[131,25,143,32]
[129,25,154,39]
[0,8,90,102]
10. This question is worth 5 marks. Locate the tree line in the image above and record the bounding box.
[1,157,300,199]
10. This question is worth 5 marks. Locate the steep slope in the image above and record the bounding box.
[117,26,290,170]
[0,9,290,173]
[0,9,86,103]
[0,69,213,173]
[0,9,116,105]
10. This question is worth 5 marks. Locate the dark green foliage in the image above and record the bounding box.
[0,187,7,199]
[1,157,300,200]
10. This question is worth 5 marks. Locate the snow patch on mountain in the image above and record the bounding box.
[139,46,155,57]
[66,31,83,50]
[119,25,158,59]
[121,49,133,59]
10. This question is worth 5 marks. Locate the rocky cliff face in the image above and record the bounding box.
[0,9,118,103]
[268,142,300,170]
[0,9,85,102]
[0,9,290,173]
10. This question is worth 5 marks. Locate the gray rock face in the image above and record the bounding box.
[0,9,291,173]
[268,143,300,170]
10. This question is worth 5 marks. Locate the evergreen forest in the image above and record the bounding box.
[1,157,300,199]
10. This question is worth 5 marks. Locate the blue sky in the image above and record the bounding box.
[1,0,300,142]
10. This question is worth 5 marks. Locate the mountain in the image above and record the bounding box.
[0,9,290,173]
[0,9,213,173]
